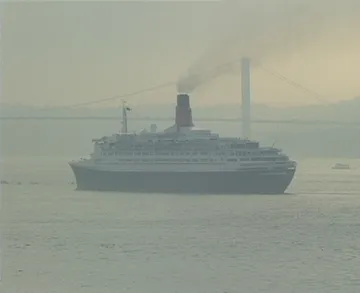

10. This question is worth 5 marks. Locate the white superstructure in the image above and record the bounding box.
[74,95,296,173]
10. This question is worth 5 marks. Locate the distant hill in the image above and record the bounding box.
[1,97,360,122]
[1,99,359,158]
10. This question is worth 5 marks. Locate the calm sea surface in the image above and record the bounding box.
[1,157,360,293]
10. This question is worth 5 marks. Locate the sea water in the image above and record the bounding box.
[0,157,360,293]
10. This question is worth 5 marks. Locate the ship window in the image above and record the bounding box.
[246,143,259,149]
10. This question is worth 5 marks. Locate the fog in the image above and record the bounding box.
[178,0,360,93]
[1,0,360,157]
[1,0,360,107]
[1,98,359,158]
[1,4,360,292]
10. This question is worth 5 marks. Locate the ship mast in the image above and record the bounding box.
[121,100,131,134]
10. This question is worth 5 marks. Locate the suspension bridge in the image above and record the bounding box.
[0,116,359,126]
[1,59,358,128]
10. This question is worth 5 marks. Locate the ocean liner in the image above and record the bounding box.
[69,93,296,194]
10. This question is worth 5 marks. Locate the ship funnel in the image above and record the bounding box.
[150,124,157,133]
[175,93,194,127]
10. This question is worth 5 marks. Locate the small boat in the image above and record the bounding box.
[332,163,350,170]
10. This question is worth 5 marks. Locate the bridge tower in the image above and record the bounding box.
[241,57,251,139]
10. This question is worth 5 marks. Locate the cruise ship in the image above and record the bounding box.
[69,93,296,194]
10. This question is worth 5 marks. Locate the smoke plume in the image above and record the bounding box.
[177,0,360,93]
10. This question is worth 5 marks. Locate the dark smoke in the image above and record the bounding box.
[177,62,238,93]
[177,0,360,93]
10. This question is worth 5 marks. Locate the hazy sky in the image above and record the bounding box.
[1,0,360,107]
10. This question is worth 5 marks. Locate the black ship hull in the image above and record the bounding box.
[70,164,296,194]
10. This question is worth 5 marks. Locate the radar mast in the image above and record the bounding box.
[121,100,131,134]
